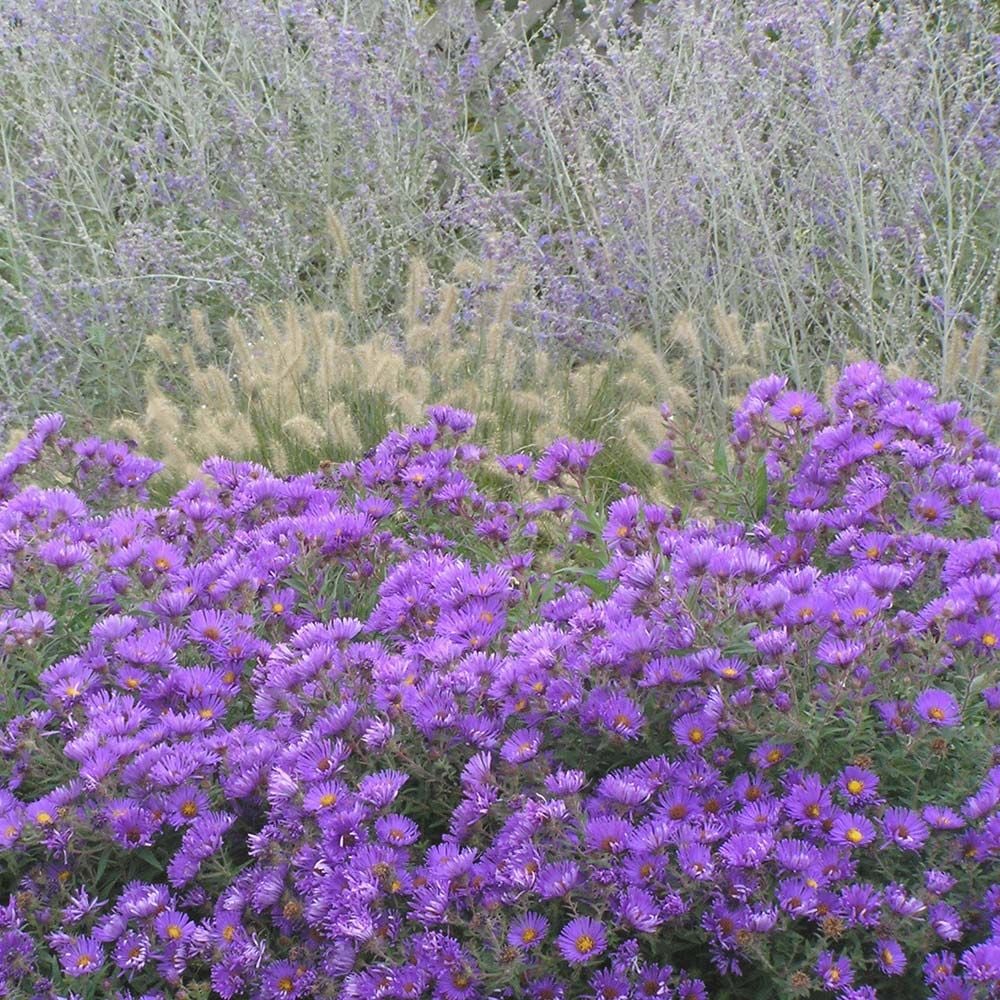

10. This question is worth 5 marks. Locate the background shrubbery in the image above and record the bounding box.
[2,0,999,444]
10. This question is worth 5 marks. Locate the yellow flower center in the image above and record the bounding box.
[982,632,997,647]
[846,779,864,795]
[166,924,182,940]
[319,792,337,807]
[198,707,215,719]
[278,977,295,993]
[576,934,595,954]
[76,954,93,969]
[36,811,53,825]
[222,925,235,942]
[929,707,945,720]
[845,827,863,844]
[180,801,198,818]
[154,557,171,571]
[789,404,804,417]
[521,927,537,942]
[271,602,284,614]
[689,728,704,744]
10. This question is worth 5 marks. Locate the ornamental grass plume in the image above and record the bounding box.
[119,261,737,503]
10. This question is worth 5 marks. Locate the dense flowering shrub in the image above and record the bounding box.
[1,363,999,998]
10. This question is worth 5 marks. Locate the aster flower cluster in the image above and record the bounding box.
[1,363,999,999]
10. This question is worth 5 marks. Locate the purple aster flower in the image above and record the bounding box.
[596,694,644,739]
[677,842,715,881]
[375,814,420,846]
[839,884,882,928]
[925,870,957,895]
[815,951,854,990]
[783,774,833,827]
[876,939,907,975]
[910,492,952,525]
[961,942,1000,982]
[500,728,543,764]
[676,979,708,1000]
[619,886,662,933]
[751,742,792,769]
[262,960,314,999]
[588,969,630,1000]
[882,807,930,851]
[59,936,103,977]
[537,861,581,899]
[508,913,548,950]
[830,811,876,848]
[771,390,826,428]
[839,766,881,804]
[556,917,607,964]
[111,932,148,972]
[154,909,194,944]
[923,805,965,830]
[915,688,962,726]
[928,902,963,941]
[924,951,957,984]
[497,453,534,477]
[529,978,565,1000]
[930,977,974,999]
[672,712,717,750]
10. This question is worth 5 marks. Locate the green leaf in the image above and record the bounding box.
[713,438,729,477]
[137,847,164,872]
[969,672,993,697]
[753,458,769,519]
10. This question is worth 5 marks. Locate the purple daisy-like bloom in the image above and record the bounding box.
[910,491,953,525]
[928,902,963,941]
[882,807,930,851]
[830,811,876,848]
[924,951,957,984]
[500,727,543,765]
[262,960,314,999]
[672,712,717,750]
[915,688,962,726]
[925,870,957,895]
[60,936,103,977]
[876,939,907,975]
[961,942,1000,982]
[815,952,854,990]
[154,909,194,944]
[771,390,826,428]
[556,917,607,964]
[597,693,644,739]
[839,766,881,803]
[507,913,549,950]
[375,814,420,846]
[923,805,965,830]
